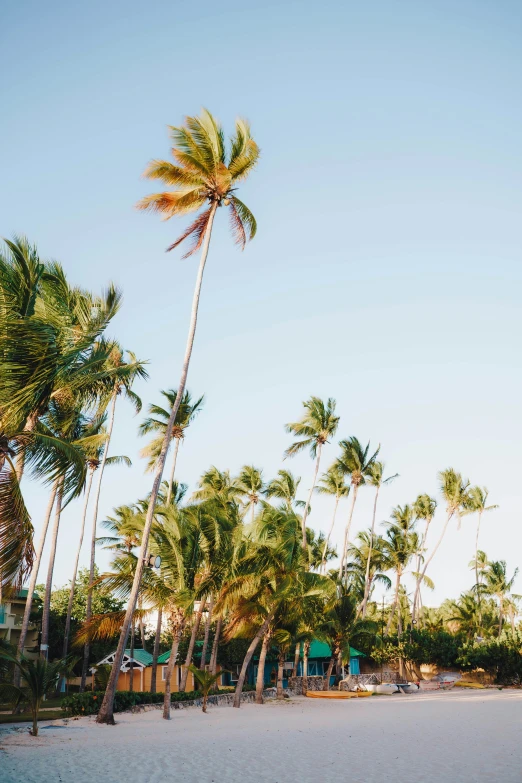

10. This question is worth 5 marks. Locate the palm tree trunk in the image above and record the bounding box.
[180,598,206,691]
[15,414,37,482]
[323,657,335,690]
[498,598,503,636]
[341,483,359,579]
[302,639,310,688]
[199,595,213,670]
[162,612,185,720]
[475,510,483,631]
[412,518,431,623]
[276,653,285,700]
[81,389,118,691]
[255,630,270,704]
[62,468,94,659]
[360,486,380,617]
[301,444,323,550]
[165,438,181,505]
[386,571,401,635]
[209,616,222,676]
[150,608,163,693]
[14,480,58,687]
[321,495,340,572]
[40,480,64,659]
[97,203,218,725]
[293,641,300,676]
[128,618,135,692]
[233,612,274,708]
[413,511,453,622]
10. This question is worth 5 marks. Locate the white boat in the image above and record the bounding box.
[364,683,399,695]
[398,682,420,694]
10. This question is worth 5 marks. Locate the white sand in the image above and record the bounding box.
[1,689,521,783]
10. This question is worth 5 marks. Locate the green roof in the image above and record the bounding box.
[158,640,210,666]
[308,640,365,659]
[124,648,153,666]
[157,650,171,664]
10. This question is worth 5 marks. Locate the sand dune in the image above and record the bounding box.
[1,689,521,783]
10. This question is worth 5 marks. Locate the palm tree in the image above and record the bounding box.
[335,437,380,578]
[411,493,437,622]
[481,560,519,635]
[413,469,470,618]
[464,487,498,612]
[383,520,419,634]
[346,531,391,606]
[284,397,340,550]
[139,389,204,504]
[315,465,349,571]
[188,664,224,713]
[0,242,127,586]
[322,585,377,688]
[265,470,304,511]
[81,347,145,689]
[237,465,265,524]
[0,653,69,736]
[359,461,398,616]
[62,447,131,662]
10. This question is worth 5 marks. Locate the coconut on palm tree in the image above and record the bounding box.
[284,397,339,550]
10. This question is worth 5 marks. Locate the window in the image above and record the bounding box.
[162,666,167,681]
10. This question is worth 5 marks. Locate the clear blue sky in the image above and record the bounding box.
[2,0,521,606]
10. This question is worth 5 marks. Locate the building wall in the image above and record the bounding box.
[113,666,223,693]
[0,594,38,658]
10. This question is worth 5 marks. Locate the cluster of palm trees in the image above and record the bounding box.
[1,108,517,731]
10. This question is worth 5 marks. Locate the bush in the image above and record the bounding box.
[61,686,245,717]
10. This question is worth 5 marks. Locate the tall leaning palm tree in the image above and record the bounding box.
[414,469,470,618]
[139,389,204,504]
[284,397,339,550]
[359,461,398,616]
[335,437,380,579]
[411,493,437,622]
[315,465,349,571]
[464,487,498,597]
[97,109,259,724]
[81,347,145,689]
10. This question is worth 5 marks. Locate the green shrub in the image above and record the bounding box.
[61,686,251,717]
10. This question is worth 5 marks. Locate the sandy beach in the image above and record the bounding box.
[1,689,521,783]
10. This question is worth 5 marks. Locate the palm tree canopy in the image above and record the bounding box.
[463,486,499,516]
[335,437,380,487]
[265,470,304,510]
[139,389,204,471]
[137,109,259,255]
[413,493,437,521]
[438,468,470,516]
[284,397,339,459]
[315,464,349,499]
[366,461,398,489]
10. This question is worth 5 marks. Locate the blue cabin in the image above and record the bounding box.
[227,640,366,689]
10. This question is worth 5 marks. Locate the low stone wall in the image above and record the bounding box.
[288,676,326,695]
[129,687,292,713]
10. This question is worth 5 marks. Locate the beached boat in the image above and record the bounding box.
[364,683,399,695]
[399,682,420,694]
[305,690,372,699]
